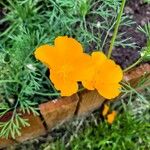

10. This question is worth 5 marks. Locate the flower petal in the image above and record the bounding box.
[95,83,122,99]
[81,52,107,89]
[96,59,123,83]
[50,69,78,96]
[91,52,107,68]
[34,44,60,69]
[102,104,109,116]
[107,111,117,124]
[72,53,93,81]
[82,80,95,90]
[54,36,83,61]
[60,82,78,96]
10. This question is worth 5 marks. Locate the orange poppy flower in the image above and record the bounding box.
[34,36,91,96]
[82,52,107,90]
[82,52,123,99]
[102,104,109,116]
[107,111,117,124]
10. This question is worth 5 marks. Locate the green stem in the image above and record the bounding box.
[34,91,60,96]
[107,0,126,58]
[0,80,22,85]
[123,58,142,72]
[83,16,88,32]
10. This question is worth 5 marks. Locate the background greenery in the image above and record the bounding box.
[0,0,150,147]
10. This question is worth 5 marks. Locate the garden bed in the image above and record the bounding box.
[0,0,150,149]
[1,63,150,149]
[112,0,150,68]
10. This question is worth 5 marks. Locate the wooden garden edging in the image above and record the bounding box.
[0,63,150,149]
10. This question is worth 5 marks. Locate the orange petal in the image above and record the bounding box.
[95,83,122,99]
[59,81,78,96]
[50,69,78,96]
[91,52,107,69]
[72,53,93,81]
[107,111,117,124]
[82,80,95,90]
[102,104,109,116]
[96,59,123,83]
[34,45,60,69]
[54,36,83,61]
[81,52,107,89]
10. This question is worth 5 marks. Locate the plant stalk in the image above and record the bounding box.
[34,91,60,96]
[123,58,142,72]
[107,0,126,58]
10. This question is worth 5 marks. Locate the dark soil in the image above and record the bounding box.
[0,6,4,31]
[112,0,150,69]
[0,5,8,32]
